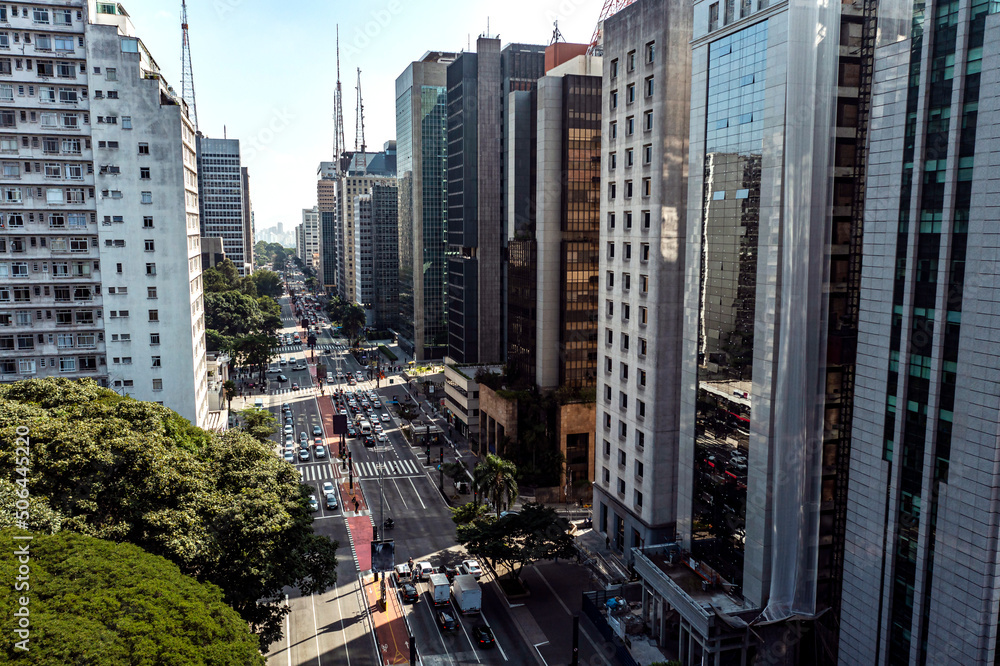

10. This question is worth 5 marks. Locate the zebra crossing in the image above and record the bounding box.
[296,458,423,482]
[271,387,313,396]
[274,343,342,354]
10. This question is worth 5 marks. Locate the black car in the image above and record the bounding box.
[400,582,419,603]
[438,565,459,582]
[472,625,495,648]
[277,374,288,383]
[363,435,375,448]
[347,427,357,438]
[436,611,458,631]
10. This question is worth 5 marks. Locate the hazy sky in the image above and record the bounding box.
[123,0,600,232]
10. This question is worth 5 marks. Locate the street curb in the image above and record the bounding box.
[483,573,547,666]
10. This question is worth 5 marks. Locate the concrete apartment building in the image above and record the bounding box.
[299,206,320,272]
[839,4,1000,665]
[88,1,208,427]
[592,0,692,563]
[196,136,252,276]
[396,52,456,360]
[0,0,208,426]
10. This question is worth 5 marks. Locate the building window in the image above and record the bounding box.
[150,333,160,345]
[610,90,618,109]
[626,83,635,104]
[626,116,634,135]
[608,212,616,230]
[604,439,611,456]
[605,385,612,402]
[143,216,153,228]
[638,369,647,387]
[625,212,633,229]
[148,310,158,322]
[709,2,720,30]
[624,243,632,261]
[607,300,614,318]
[642,210,651,229]
[640,307,648,325]
[151,356,161,367]
[603,467,610,484]
[619,420,627,438]
[145,263,156,275]
[607,242,615,260]
[638,400,645,418]
[641,243,650,262]
[623,273,631,291]
[618,478,626,496]
[606,271,614,289]
[610,121,617,139]
[618,450,626,467]
[626,148,634,167]
[620,363,629,381]
[627,50,636,72]
[643,144,652,164]
[609,182,616,200]
[140,191,152,204]
[604,413,612,429]
[121,116,131,129]
[144,239,154,252]
[639,338,647,356]
[152,378,163,391]
[634,490,643,508]
[725,0,735,24]
[610,59,618,79]
[640,274,649,293]
[644,111,653,131]
[621,333,630,352]
[606,328,613,346]
[605,355,613,372]
[139,167,150,179]
[609,151,616,170]
[620,392,628,410]
[637,430,645,449]
[645,42,655,64]
[138,143,149,155]
[147,287,157,299]
[625,180,633,198]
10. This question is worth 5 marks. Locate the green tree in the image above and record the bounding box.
[204,291,264,338]
[0,378,338,649]
[206,328,235,353]
[340,303,367,347]
[238,406,278,443]
[0,529,265,665]
[450,500,490,525]
[472,454,519,517]
[232,333,278,380]
[257,295,282,335]
[223,379,236,412]
[456,503,574,581]
[203,259,242,293]
[251,269,284,299]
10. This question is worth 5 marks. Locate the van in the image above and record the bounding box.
[360,421,372,436]
[253,398,264,409]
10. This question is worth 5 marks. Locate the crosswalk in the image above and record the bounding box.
[274,343,343,354]
[296,458,424,482]
[271,387,313,395]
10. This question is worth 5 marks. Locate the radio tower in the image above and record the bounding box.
[354,68,367,174]
[180,0,199,131]
[332,25,346,174]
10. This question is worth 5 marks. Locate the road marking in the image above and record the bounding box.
[477,612,508,661]
[533,642,550,666]
[408,477,426,510]
[333,583,352,666]
[310,592,324,666]
[284,594,291,666]
[532,566,612,666]
[390,476,408,510]
[451,600,482,664]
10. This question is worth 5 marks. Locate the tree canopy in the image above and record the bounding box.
[251,269,284,299]
[0,529,265,665]
[472,454,519,517]
[456,502,574,581]
[0,378,338,649]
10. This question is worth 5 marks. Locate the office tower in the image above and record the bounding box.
[300,207,320,272]
[333,146,395,302]
[396,52,456,360]
[88,0,208,426]
[840,3,1000,664]
[317,161,338,292]
[240,166,253,271]
[624,0,873,662]
[370,183,399,329]
[196,136,252,276]
[446,36,502,364]
[0,0,103,386]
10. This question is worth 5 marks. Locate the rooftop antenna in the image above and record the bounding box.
[354,68,367,174]
[333,25,347,175]
[180,0,199,131]
[551,20,564,44]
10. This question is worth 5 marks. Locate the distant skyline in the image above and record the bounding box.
[124,0,600,232]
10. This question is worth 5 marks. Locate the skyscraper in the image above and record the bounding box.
[396,52,457,360]
[353,183,398,330]
[317,161,338,292]
[840,3,1000,664]
[196,136,252,276]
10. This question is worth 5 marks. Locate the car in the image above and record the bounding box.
[299,431,308,443]
[298,448,310,461]
[282,403,290,412]
[393,563,411,584]
[313,436,323,446]
[284,434,294,446]
[438,565,459,582]
[279,357,288,366]
[291,382,299,390]
[315,445,327,459]
[460,559,483,579]
[363,436,375,448]
[312,425,323,436]
[339,408,348,416]
[283,424,293,435]
[472,624,495,648]
[308,495,319,512]
[436,611,458,631]
[376,433,388,444]
[321,481,336,496]
[325,493,338,510]
[381,413,391,423]
[293,363,307,371]
[283,450,295,463]
[400,582,419,603]
[414,561,435,581]
[347,426,357,438]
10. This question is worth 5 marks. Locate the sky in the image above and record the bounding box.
[123,0,602,233]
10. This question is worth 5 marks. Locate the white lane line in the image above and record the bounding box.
[452,601,482,664]
[408,477,427,510]
[391,476,408,510]
[310,592,323,666]
[533,642,550,666]
[477,611,508,661]
[531,566,612,666]
[284,594,291,666]
[333,584,352,666]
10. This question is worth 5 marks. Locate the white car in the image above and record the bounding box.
[460,559,483,580]
[283,425,294,435]
[376,433,388,443]
[283,450,295,463]
[414,561,435,581]
[321,481,336,496]
[381,413,390,423]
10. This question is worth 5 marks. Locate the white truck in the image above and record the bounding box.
[451,574,482,615]
[429,573,450,607]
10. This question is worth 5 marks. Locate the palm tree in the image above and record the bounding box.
[223,380,236,412]
[472,454,519,517]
